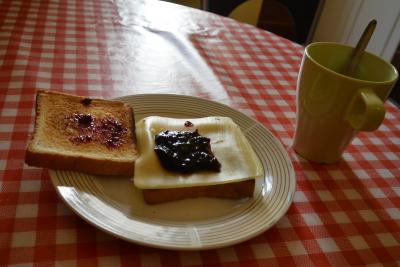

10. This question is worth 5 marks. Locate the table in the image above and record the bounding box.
[1,0,399,266]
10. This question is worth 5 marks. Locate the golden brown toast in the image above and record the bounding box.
[25,90,138,175]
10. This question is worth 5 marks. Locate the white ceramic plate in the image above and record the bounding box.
[50,94,295,250]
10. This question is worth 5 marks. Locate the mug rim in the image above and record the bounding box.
[305,42,399,85]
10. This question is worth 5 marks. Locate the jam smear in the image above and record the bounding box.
[154,129,221,173]
[184,121,194,127]
[81,98,92,106]
[71,134,93,143]
[65,113,128,148]
[98,118,128,148]
[72,113,94,128]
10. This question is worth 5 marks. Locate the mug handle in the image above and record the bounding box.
[345,88,386,131]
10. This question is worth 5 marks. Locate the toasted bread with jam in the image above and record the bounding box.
[25,90,138,176]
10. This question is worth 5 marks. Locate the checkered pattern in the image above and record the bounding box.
[1,0,399,266]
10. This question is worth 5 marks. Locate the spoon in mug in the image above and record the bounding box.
[342,19,377,76]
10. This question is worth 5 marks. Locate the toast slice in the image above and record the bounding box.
[134,116,263,204]
[25,90,138,176]
[142,179,255,204]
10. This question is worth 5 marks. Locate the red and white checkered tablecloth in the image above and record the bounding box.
[1,0,399,266]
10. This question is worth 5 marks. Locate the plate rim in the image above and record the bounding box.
[50,93,296,250]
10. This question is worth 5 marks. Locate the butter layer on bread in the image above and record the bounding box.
[134,116,263,189]
[25,90,138,176]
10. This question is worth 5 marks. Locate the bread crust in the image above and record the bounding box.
[25,90,138,176]
[142,179,255,204]
[25,149,135,176]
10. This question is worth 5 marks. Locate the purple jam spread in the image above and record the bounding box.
[154,129,221,173]
[184,120,194,127]
[80,98,92,106]
[65,113,128,148]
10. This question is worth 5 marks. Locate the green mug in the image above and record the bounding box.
[293,42,398,164]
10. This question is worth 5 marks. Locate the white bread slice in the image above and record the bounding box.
[142,179,256,204]
[25,90,138,176]
[134,116,263,204]
[134,116,263,189]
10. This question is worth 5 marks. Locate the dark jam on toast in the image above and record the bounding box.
[184,120,194,127]
[154,129,221,173]
[81,98,92,106]
[65,113,128,148]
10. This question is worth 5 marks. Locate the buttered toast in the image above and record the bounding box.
[25,90,138,175]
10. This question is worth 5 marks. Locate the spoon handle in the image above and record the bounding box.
[343,19,377,76]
